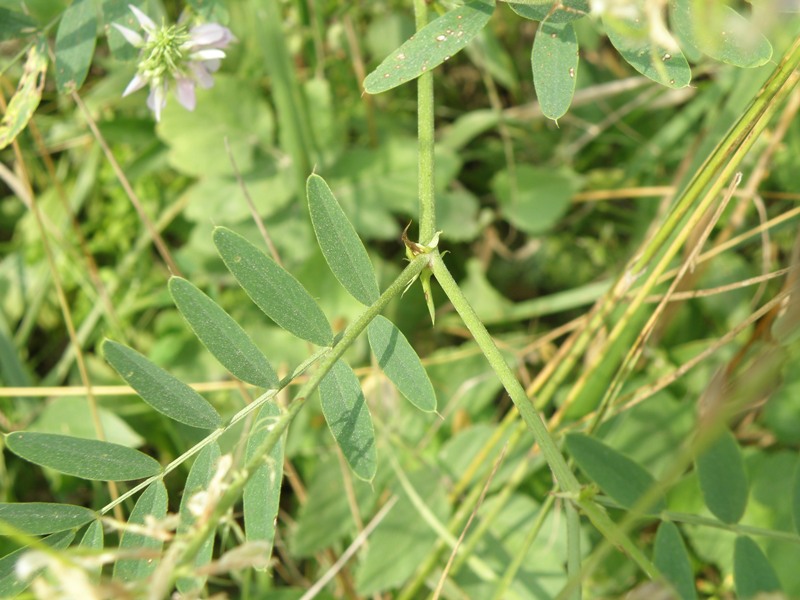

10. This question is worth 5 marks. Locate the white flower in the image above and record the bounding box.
[112,5,235,120]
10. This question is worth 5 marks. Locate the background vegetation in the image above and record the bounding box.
[2,0,800,598]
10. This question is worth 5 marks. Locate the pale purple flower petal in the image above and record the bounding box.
[147,82,167,121]
[189,62,215,88]
[190,48,226,61]
[112,23,143,46]
[175,78,197,110]
[128,4,156,34]
[122,73,148,96]
[187,23,233,47]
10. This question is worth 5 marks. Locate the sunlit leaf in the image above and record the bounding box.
[113,481,168,582]
[565,433,665,512]
[307,174,380,306]
[244,401,285,564]
[104,340,222,430]
[507,0,589,23]
[54,0,97,93]
[653,521,697,600]
[368,315,436,412]
[0,39,47,151]
[669,0,772,68]
[319,360,377,481]
[733,536,782,598]
[695,429,748,524]
[169,277,278,388]
[604,10,691,88]
[213,227,333,347]
[532,20,579,121]
[176,442,220,593]
[5,432,161,481]
[364,0,495,94]
[0,503,95,535]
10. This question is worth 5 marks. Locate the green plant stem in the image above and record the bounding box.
[414,0,436,244]
[430,253,659,583]
[169,255,430,585]
[431,253,577,490]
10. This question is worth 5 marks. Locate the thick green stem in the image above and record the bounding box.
[414,0,436,244]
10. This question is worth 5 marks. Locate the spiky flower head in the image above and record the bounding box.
[113,4,234,121]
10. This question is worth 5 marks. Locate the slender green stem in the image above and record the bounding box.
[430,252,659,583]
[172,255,430,579]
[430,253,578,491]
[565,501,582,600]
[414,0,436,244]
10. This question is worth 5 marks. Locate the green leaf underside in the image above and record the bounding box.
[603,13,691,89]
[565,433,665,512]
[733,536,782,599]
[669,0,772,68]
[54,0,97,93]
[103,340,221,430]
[213,227,333,347]
[508,0,589,23]
[0,39,47,151]
[319,360,377,481]
[364,0,495,94]
[653,521,697,600]
[0,531,74,597]
[367,316,437,412]
[532,20,579,121]
[0,503,96,535]
[695,429,748,524]
[169,277,278,388]
[113,481,168,582]
[177,442,220,593]
[6,431,161,481]
[244,401,285,560]
[80,520,104,583]
[307,174,380,305]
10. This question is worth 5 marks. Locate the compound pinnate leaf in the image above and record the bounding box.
[213,227,333,347]
[604,12,691,89]
[565,433,665,512]
[319,360,377,481]
[532,20,579,121]
[5,432,161,481]
[695,429,748,524]
[653,521,697,600]
[508,0,589,23]
[169,277,278,388]
[0,39,47,151]
[0,503,96,535]
[669,0,771,68]
[364,0,495,94]
[113,481,168,582]
[368,315,436,412]
[177,442,220,593]
[244,401,285,561]
[733,536,782,599]
[308,174,380,306]
[103,340,221,430]
[55,0,97,93]
[0,530,74,597]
